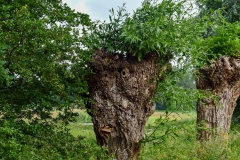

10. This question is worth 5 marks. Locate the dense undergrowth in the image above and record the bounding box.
[0,115,108,160]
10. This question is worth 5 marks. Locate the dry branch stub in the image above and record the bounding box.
[196,56,240,140]
[87,50,162,160]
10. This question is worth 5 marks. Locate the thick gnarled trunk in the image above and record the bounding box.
[196,56,240,140]
[88,50,161,160]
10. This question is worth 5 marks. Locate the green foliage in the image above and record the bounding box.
[156,68,201,111]
[0,44,11,87]
[83,0,201,62]
[82,4,129,53]
[0,1,103,159]
[83,0,213,111]
[194,21,240,65]
[0,119,108,160]
[121,0,190,59]
[194,0,240,66]
[196,0,240,23]
[195,0,223,16]
[0,0,91,120]
[223,0,240,22]
[143,111,183,144]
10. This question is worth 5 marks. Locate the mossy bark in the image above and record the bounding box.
[87,50,164,160]
[196,56,240,140]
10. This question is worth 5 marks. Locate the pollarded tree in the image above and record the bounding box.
[82,0,205,159]
[193,20,240,140]
[194,0,240,140]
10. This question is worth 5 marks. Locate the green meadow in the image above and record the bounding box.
[67,110,240,160]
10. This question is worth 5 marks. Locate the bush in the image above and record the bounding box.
[0,119,109,160]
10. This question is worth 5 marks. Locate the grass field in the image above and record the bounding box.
[67,110,240,160]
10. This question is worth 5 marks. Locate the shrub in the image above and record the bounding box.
[0,119,109,160]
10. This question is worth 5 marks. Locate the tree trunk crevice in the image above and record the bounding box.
[196,56,240,140]
[88,50,162,160]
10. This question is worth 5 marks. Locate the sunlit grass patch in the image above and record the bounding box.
[151,110,196,121]
[65,110,240,160]
[68,123,95,138]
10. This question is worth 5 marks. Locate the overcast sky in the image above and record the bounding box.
[62,0,143,21]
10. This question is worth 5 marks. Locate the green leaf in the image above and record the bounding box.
[138,53,142,61]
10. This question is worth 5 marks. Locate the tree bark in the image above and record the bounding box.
[196,56,240,140]
[87,50,165,160]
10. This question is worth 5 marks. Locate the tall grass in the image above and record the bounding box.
[69,110,240,160]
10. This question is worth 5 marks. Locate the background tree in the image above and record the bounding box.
[0,1,101,159]
[196,0,240,22]
[0,0,91,119]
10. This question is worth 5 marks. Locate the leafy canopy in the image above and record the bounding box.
[195,21,240,64]
[0,0,105,158]
[195,0,240,22]
[82,0,215,111]
[0,0,91,120]
[193,0,240,66]
[83,0,202,62]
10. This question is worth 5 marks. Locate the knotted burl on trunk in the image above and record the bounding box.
[87,50,166,160]
[196,56,240,140]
